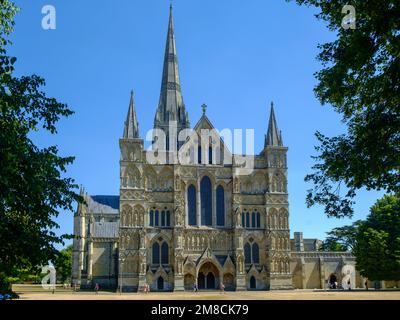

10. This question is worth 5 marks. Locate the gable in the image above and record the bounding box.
[178,115,232,164]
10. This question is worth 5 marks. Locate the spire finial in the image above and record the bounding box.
[265,101,282,147]
[201,103,207,115]
[170,0,173,10]
[123,90,140,139]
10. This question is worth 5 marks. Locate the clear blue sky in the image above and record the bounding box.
[9,0,383,248]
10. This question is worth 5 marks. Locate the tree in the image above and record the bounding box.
[321,221,362,252]
[54,245,73,284]
[0,0,82,295]
[353,194,400,281]
[290,0,400,218]
[319,239,347,252]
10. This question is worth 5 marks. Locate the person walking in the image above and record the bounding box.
[347,279,351,290]
[94,283,100,294]
[365,280,368,291]
[219,282,225,294]
[193,282,198,293]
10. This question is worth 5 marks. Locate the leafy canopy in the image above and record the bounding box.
[291,0,400,218]
[323,194,400,281]
[354,194,400,281]
[54,245,73,283]
[0,0,81,286]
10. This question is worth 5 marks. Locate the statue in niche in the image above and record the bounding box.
[177,234,182,248]
[139,230,145,249]
[238,236,243,248]
[237,256,244,274]
[140,260,146,274]
[234,177,240,193]
[234,206,241,226]
[174,174,180,191]
[176,259,183,274]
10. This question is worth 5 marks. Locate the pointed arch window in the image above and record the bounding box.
[161,242,169,264]
[149,208,170,227]
[251,212,256,228]
[242,209,261,229]
[244,241,260,265]
[216,185,225,227]
[153,240,169,265]
[161,210,166,226]
[244,243,251,264]
[201,176,212,226]
[208,146,213,164]
[188,185,196,225]
[152,242,160,265]
[166,135,170,152]
[252,243,259,264]
[198,146,202,164]
[149,210,154,226]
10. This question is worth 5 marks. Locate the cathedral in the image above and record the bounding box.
[72,6,365,292]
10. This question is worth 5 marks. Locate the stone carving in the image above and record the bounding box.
[233,177,240,193]
[175,207,183,226]
[237,255,244,274]
[174,174,180,191]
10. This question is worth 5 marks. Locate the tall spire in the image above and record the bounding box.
[265,102,283,147]
[154,4,189,130]
[123,90,139,139]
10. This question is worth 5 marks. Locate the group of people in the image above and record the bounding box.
[192,282,226,293]
[327,279,370,291]
[95,279,371,294]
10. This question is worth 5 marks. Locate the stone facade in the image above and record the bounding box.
[71,6,372,292]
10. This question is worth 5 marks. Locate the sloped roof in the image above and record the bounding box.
[89,195,119,211]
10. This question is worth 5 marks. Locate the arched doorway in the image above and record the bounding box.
[198,272,205,289]
[198,262,219,290]
[250,276,256,289]
[157,276,164,290]
[206,273,215,289]
[329,274,337,289]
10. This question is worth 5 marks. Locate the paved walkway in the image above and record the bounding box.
[16,290,400,300]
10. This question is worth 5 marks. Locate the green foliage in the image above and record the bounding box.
[0,0,82,294]
[319,239,348,252]
[291,0,400,218]
[54,245,73,283]
[6,266,41,284]
[353,194,400,281]
[322,221,361,252]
